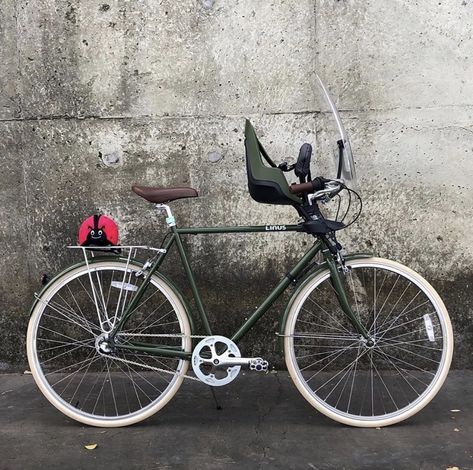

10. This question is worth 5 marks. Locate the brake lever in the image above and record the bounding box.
[308,179,345,204]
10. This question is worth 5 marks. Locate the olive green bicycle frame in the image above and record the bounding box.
[111,224,368,360]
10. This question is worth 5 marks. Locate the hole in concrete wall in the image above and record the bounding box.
[202,0,214,9]
[99,151,122,167]
[207,150,223,163]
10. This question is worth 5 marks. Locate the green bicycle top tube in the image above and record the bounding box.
[176,224,302,235]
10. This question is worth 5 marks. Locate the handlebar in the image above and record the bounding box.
[289,177,344,200]
[289,181,314,194]
[289,177,329,195]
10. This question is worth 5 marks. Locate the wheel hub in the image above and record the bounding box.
[95,333,112,354]
[361,336,376,349]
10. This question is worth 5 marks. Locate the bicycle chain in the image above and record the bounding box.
[112,333,210,382]
[107,353,202,382]
[118,333,208,338]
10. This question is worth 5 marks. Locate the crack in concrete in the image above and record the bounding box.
[12,0,22,119]
[21,159,33,290]
[253,372,284,469]
[1,103,472,124]
[0,110,322,123]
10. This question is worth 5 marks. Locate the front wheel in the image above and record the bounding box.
[284,257,453,427]
[27,260,192,427]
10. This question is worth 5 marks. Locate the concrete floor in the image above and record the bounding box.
[0,371,472,470]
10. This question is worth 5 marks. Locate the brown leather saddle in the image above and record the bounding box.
[132,185,198,204]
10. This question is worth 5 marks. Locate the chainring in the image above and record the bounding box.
[191,335,241,386]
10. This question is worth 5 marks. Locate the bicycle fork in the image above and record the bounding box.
[323,248,372,344]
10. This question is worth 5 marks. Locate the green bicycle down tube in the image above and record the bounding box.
[323,252,370,340]
[110,234,176,340]
[231,239,323,343]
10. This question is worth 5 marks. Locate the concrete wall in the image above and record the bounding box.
[1,0,472,369]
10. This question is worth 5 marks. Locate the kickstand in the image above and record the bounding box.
[209,386,222,410]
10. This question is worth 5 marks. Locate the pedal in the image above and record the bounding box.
[249,358,269,373]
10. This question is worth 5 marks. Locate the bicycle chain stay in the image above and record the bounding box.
[111,333,212,383]
[105,353,202,382]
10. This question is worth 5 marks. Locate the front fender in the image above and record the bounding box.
[278,253,372,353]
[29,256,195,336]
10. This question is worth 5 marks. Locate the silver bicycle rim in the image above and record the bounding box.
[285,258,453,427]
[27,261,191,427]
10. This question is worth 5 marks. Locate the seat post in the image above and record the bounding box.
[156,204,176,227]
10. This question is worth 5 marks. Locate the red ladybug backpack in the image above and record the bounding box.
[78,214,119,246]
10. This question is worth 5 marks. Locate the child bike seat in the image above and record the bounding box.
[245,119,302,205]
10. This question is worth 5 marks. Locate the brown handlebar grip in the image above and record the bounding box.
[289,181,314,194]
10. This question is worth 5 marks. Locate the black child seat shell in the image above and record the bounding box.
[244,119,302,206]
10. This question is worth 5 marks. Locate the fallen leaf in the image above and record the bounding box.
[453,428,460,432]
[84,444,98,450]
[450,409,461,413]
[446,467,460,470]
[23,370,32,375]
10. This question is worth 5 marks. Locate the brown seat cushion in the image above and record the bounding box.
[132,185,198,204]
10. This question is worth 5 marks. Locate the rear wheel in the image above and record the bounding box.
[27,260,192,427]
[284,257,453,427]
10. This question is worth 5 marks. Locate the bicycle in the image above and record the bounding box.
[26,79,453,429]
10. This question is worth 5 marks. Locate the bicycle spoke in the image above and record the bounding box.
[304,340,359,377]
[297,316,353,337]
[39,325,91,348]
[121,298,168,334]
[109,355,153,403]
[292,333,359,341]
[376,288,420,335]
[296,345,360,360]
[346,344,362,412]
[41,299,98,335]
[110,355,165,394]
[378,337,443,352]
[372,348,428,391]
[300,307,352,335]
[313,348,370,394]
[37,337,95,353]
[306,295,351,334]
[49,355,102,385]
[105,359,119,417]
[57,348,97,397]
[125,310,177,335]
[56,292,98,334]
[377,341,440,365]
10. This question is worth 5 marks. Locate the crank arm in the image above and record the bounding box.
[202,356,269,372]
